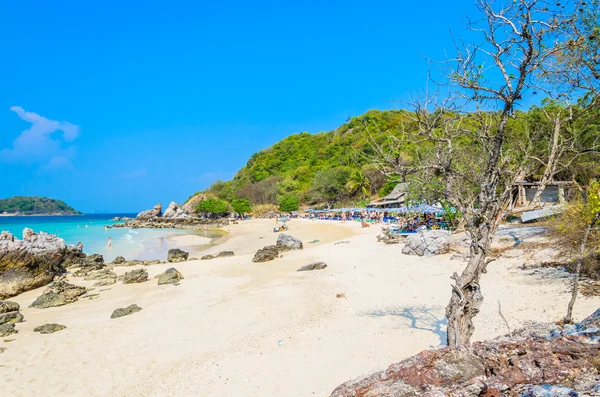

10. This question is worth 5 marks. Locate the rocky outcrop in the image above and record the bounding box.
[157,268,184,285]
[0,301,23,325]
[0,323,16,337]
[71,254,106,276]
[0,229,73,299]
[181,193,207,214]
[298,262,327,272]
[111,304,142,319]
[163,202,192,219]
[252,245,279,262]
[402,229,451,256]
[112,256,126,265]
[136,203,163,220]
[84,269,117,287]
[167,248,189,263]
[329,308,600,397]
[276,234,303,252]
[34,323,66,334]
[30,281,87,309]
[122,269,148,284]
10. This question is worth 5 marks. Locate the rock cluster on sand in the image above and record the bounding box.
[402,229,451,256]
[122,269,148,284]
[30,281,87,309]
[0,229,83,299]
[167,248,189,263]
[276,234,303,252]
[34,323,66,334]
[298,262,327,272]
[329,308,600,396]
[84,269,117,286]
[157,268,183,285]
[0,300,24,326]
[71,254,106,276]
[111,304,142,319]
[252,245,279,262]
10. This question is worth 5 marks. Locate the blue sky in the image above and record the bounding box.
[0,0,479,213]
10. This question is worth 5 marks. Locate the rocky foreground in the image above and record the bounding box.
[330,310,600,397]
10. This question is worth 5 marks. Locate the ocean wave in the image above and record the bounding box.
[128,229,139,235]
[123,233,133,240]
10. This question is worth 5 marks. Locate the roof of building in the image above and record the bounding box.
[381,182,410,201]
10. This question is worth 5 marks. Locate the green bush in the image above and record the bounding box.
[196,198,230,217]
[231,198,252,216]
[279,194,299,213]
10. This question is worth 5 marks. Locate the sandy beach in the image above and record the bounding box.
[1,218,598,397]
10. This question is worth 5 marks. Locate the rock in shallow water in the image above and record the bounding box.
[34,323,66,334]
[157,268,184,285]
[167,248,189,263]
[111,304,142,319]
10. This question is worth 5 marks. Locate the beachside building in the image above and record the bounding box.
[367,183,409,209]
[511,180,573,208]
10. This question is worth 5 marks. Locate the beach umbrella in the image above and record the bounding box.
[279,217,290,222]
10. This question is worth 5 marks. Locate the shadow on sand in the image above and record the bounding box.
[364,305,448,347]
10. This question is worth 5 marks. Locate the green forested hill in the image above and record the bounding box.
[0,197,82,215]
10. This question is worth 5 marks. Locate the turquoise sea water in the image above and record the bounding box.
[0,214,216,261]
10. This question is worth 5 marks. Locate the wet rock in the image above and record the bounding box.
[216,251,235,258]
[111,304,142,319]
[0,323,16,337]
[34,323,66,334]
[252,245,279,263]
[402,230,451,256]
[167,248,189,263]
[30,281,87,309]
[276,234,303,252]
[298,262,327,272]
[0,311,24,325]
[122,269,148,284]
[157,268,184,285]
[112,256,126,265]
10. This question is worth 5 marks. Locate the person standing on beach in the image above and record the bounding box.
[107,237,112,248]
[77,242,83,252]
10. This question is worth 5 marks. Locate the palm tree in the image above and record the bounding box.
[346,170,371,203]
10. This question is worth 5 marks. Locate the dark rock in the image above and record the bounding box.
[111,304,142,319]
[112,256,126,265]
[0,311,24,325]
[167,248,189,263]
[252,245,279,263]
[34,323,66,334]
[122,269,148,284]
[402,229,451,256]
[201,255,215,260]
[0,323,16,337]
[276,234,303,252]
[217,251,235,258]
[298,262,327,272]
[329,308,600,397]
[157,268,183,285]
[0,300,20,314]
[0,229,70,299]
[30,281,87,309]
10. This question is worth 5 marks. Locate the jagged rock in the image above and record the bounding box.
[276,234,303,252]
[0,311,23,325]
[298,262,327,272]
[0,229,70,299]
[181,193,207,214]
[329,308,600,397]
[30,281,87,309]
[111,304,142,319]
[163,202,192,219]
[84,269,117,286]
[167,248,189,263]
[72,253,106,277]
[122,269,148,284]
[252,245,279,262]
[201,255,215,260]
[217,251,234,258]
[136,204,162,220]
[402,230,451,256]
[157,268,183,285]
[0,323,16,337]
[112,256,126,265]
[34,323,66,334]
[0,300,20,314]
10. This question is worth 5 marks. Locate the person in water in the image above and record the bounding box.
[107,237,112,248]
[77,242,83,252]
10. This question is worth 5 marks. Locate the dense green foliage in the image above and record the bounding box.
[195,198,230,217]
[278,194,299,213]
[0,196,81,215]
[231,198,251,216]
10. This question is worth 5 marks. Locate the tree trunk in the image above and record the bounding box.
[565,212,600,323]
[532,116,562,208]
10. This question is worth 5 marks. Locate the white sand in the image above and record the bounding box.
[1,219,599,397]
[168,234,213,247]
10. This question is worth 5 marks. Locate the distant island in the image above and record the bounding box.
[0,196,82,216]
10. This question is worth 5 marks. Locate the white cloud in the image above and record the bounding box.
[1,106,80,167]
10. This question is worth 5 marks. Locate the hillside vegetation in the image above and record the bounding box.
[0,196,82,215]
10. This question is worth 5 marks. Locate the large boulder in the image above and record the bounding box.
[136,203,162,220]
[329,309,600,397]
[111,304,142,319]
[163,202,192,219]
[276,234,303,252]
[157,268,184,285]
[167,248,189,263]
[402,230,451,256]
[181,193,207,214]
[252,245,279,263]
[0,300,23,325]
[122,269,148,284]
[29,281,87,309]
[0,229,70,299]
